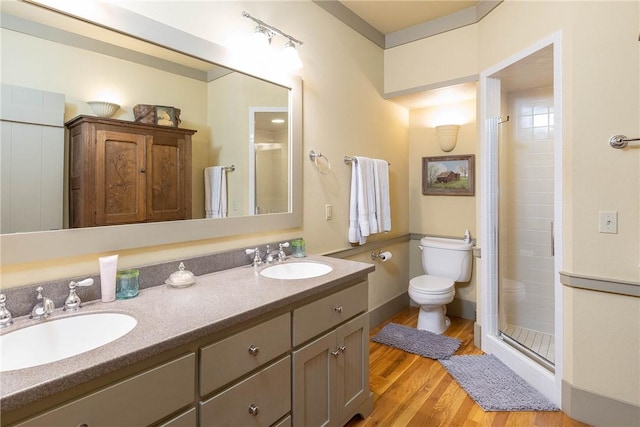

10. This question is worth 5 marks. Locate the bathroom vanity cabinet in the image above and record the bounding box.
[3,272,373,427]
[66,116,195,228]
[12,353,196,427]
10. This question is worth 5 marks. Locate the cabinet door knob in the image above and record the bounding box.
[248,344,260,356]
[334,305,343,313]
[140,168,146,173]
[339,345,346,352]
[248,404,260,416]
[331,349,340,358]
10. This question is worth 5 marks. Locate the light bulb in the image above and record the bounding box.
[281,40,303,70]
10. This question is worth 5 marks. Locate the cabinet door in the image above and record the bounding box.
[146,134,188,221]
[95,129,147,225]
[292,331,336,427]
[336,313,369,424]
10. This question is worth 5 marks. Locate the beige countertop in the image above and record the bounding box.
[0,255,374,413]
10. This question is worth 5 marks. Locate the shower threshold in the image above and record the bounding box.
[500,326,555,373]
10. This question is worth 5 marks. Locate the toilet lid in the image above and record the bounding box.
[409,275,454,295]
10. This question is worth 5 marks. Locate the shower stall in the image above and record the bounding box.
[480,34,563,404]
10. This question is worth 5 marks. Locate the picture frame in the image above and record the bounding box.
[154,106,177,127]
[422,154,475,196]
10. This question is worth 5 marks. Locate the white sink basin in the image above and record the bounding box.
[0,312,137,372]
[260,261,333,280]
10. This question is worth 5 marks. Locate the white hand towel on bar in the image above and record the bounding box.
[374,158,391,232]
[348,156,378,244]
[349,157,366,244]
[204,166,227,218]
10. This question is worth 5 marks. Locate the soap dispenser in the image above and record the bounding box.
[463,229,471,244]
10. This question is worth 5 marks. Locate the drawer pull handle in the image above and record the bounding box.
[248,404,260,416]
[339,345,346,352]
[248,345,260,356]
[77,424,89,427]
[334,305,343,313]
[331,349,340,358]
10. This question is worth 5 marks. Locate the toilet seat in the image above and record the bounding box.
[409,275,454,295]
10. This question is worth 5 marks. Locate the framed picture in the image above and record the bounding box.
[422,154,475,196]
[154,106,177,127]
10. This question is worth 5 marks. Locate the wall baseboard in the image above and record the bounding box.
[369,292,410,329]
[474,322,482,348]
[562,380,640,426]
[447,297,476,321]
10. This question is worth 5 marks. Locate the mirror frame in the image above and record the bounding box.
[0,1,302,265]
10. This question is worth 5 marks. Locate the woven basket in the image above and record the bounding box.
[133,104,181,126]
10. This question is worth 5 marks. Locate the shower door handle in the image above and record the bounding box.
[550,221,554,257]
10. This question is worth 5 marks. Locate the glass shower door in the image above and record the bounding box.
[498,87,556,367]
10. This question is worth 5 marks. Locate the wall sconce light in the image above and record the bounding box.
[436,124,460,152]
[242,11,303,70]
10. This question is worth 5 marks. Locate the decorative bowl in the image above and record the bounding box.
[88,101,120,118]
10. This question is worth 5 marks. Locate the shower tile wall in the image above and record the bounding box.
[501,87,555,335]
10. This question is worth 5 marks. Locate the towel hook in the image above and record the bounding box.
[309,150,331,175]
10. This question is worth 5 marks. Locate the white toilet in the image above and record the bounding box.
[409,236,473,334]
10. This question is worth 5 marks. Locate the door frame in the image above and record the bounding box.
[479,31,564,405]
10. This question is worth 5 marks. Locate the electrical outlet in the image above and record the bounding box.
[325,204,333,220]
[599,211,618,234]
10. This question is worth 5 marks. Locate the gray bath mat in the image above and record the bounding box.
[371,322,461,360]
[439,354,559,411]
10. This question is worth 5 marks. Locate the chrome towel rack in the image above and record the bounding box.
[609,135,640,149]
[344,156,390,166]
[309,150,331,174]
[223,165,236,172]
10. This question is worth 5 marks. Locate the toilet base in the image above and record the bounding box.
[417,304,451,334]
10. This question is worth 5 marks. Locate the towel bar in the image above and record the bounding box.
[609,135,640,149]
[344,156,390,166]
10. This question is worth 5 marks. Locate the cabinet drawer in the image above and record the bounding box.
[293,281,368,346]
[200,356,291,427]
[15,353,195,427]
[157,407,196,427]
[200,313,291,396]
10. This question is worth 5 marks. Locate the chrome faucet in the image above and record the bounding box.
[63,278,95,311]
[264,242,290,264]
[0,294,13,328]
[245,247,262,267]
[30,286,55,319]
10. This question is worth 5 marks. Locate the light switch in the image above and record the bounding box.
[599,211,618,234]
[325,204,333,220]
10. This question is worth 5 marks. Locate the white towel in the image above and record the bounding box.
[204,166,227,218]
[349,157,367,244]
[374,158,391,232]
[349,156,389,245]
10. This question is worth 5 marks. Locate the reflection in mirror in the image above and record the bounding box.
[250,109,289,215]
[1,1,290,232]
[0,1,302,265]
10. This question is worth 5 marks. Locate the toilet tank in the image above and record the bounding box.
[419,237,472,282]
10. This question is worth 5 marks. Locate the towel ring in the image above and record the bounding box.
[309,150,331,175]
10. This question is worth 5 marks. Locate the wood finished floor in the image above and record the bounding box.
[345,307,591,427]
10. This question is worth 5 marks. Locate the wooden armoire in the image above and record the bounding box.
[66,115,196,228]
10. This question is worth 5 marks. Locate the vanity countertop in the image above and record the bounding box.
[0,255,374,413]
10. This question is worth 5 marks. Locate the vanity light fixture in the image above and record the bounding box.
[242,11,303,70]
[436,124,460,152]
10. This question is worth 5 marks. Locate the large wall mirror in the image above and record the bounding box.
[0,1,302,265]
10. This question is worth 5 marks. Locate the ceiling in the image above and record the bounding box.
[339,0,479,35]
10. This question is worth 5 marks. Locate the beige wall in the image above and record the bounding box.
[408,98,478,304]
[387,0,640,409]
[0,1,409,313]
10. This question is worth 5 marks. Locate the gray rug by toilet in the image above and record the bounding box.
[371,323,461,360]
[439,354,559,411]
